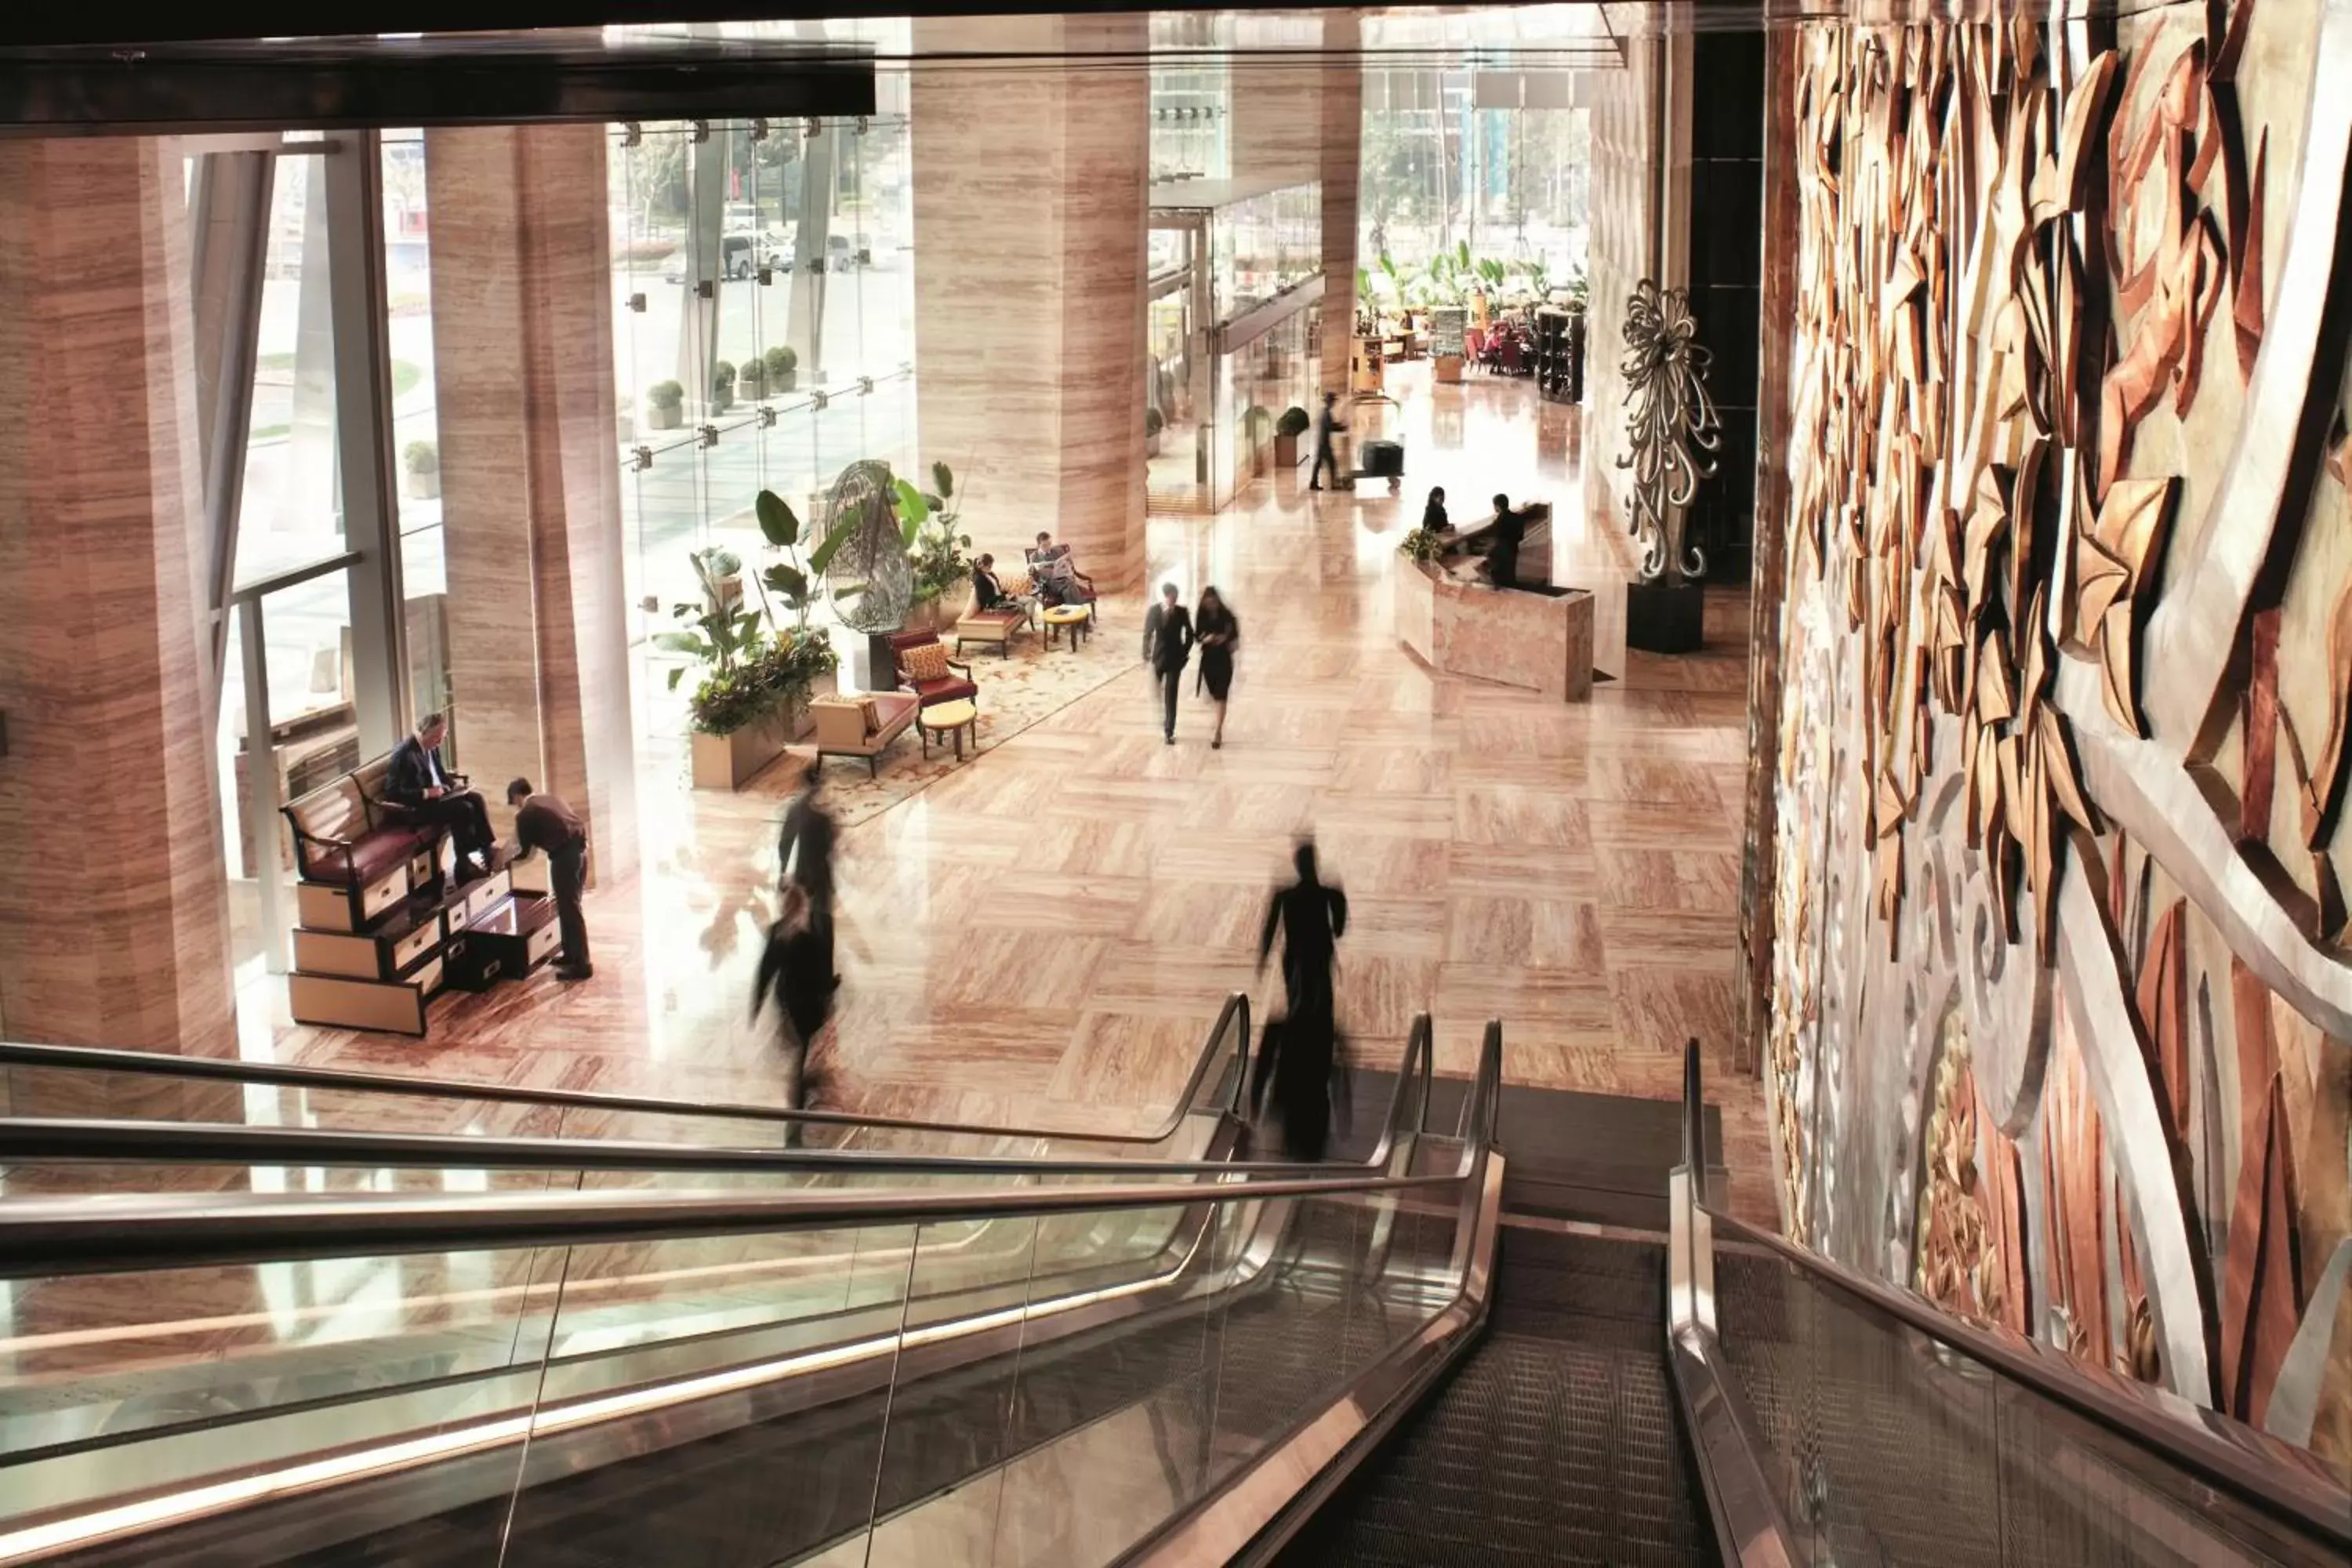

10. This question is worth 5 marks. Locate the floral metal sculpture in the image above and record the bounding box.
[1616,278,1722,583]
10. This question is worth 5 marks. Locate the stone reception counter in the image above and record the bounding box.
[1394,559,1595,702]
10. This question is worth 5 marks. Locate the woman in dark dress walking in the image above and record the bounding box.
[753,883,835,1114]
[1194,586,1240,750]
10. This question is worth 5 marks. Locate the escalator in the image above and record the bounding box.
[2,1029,2346,1567]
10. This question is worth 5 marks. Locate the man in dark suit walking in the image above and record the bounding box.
[1141,582,1194,746]
[387,713,495,880]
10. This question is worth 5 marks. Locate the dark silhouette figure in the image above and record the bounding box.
[1486,492,1530,591]
[1422,485,1450,534]
[1254,840,1351,1158]
[1194,586,1239,750]
[1309,391,1345,491]
[754,884,835,1117]
[779,768,839,987]
[1142,582,1194,744]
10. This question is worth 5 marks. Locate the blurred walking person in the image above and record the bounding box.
[1258,838,1348,1023]
[1142,582,1194,745]
[779,767,840,989]
[1193,586,1240,750]
[1253,839,1351,1159]
[753,883,835,1118]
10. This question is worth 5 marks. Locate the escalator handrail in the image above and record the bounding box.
[0,989,1251,1147]
[0,1166,1476,1280]
[1704,1206,2352,1548]
[0,1012,1443,1181]
[0,1029,1498,1281]
[0,1016,1440,1179]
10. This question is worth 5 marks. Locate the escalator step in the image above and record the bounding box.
[1280,1325,1718,1567]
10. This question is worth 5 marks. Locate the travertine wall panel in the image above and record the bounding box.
[0,137,234,1052]
[913,16,1150,591]
[426,125,638,878]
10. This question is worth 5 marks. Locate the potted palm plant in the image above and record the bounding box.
[659,547,786,789]
[751,488,845,736]
[402,440,440,501]
[898,463,972,633]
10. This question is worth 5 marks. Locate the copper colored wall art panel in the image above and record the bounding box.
[1765,0,2352,1466]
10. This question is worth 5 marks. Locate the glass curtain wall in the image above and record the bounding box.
[1359,69,1589,287]
[209,143,368,982]
[608,101,915,740]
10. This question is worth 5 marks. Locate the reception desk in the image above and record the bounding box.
[1395,558,1595,702]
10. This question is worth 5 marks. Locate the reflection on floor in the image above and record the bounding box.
[245,365,1773,1224]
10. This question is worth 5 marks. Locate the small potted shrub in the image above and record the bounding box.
[1273,405,1311,468]
[710,361,736,416]
[1145,405,1164,458]
[738,356,768,400]
[646,380,685,430]
[402,439,440,501]
[764,344,797,394]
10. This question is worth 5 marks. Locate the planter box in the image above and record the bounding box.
[404,468,441,501]
[691,721,787,791]
[1274,434,1303,468]
[1145,432,1163,459]
[647,405,683,430]
[710,390,735,416]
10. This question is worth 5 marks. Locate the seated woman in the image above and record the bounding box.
[971,554,1036,627]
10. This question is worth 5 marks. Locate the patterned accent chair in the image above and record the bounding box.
[888,630,979,710]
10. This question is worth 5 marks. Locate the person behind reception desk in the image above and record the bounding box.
[389,713,495,883]
[506,779,591,982]
[1486,492,1532,590]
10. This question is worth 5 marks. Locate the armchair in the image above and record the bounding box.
[888,630,980,710]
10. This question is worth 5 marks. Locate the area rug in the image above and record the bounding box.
[749,598,1141,826]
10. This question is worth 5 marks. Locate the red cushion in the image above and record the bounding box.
[299,825,437,887]
[910,676,978,706]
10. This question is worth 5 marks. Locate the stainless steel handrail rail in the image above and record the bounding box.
[1,1168,1469,1281]
[1705,1204,2352,1548]
[0,990,1252,1147]
[0,1013,1444,1181]
[0,1024,1494,1280]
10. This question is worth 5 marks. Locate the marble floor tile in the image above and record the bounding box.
[225,362,1776,1239]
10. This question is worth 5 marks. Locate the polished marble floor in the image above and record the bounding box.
[249,367,1773,1223]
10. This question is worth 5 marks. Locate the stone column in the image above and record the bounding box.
[913,13,1150,590]
[0,138,236,1054]
[1317,13,1363,401]
[425,125,638,881]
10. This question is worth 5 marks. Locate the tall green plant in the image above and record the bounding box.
[898,461,971,604]
[655,546,764,693]
[753,488,857,630]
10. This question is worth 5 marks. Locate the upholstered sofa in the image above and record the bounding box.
[282,753,446,889]
[808,691,921,776]
[889,630,979,710]
[956,567,1036,655]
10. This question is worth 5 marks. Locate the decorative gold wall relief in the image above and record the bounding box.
[1768,0,2352,1463]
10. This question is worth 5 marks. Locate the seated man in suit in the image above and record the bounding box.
[388,713,495,881]
[1027,531,1097,605]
